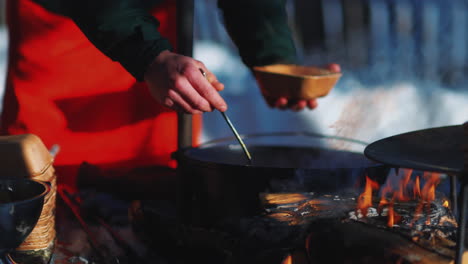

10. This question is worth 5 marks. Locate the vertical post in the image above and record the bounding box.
[176,0,194,225]
[0,0,5,26]
[321,0,345,66]
[459,122,468,264]
[451,174,458,216]
[342,0,368,69]
[455,176,467,264]
[177,0,194,150]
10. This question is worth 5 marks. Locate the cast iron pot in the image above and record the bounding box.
[175,132,389,227]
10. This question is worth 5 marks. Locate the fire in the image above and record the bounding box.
[378,181,393,213]
[387,202,402,227]
[395,169,413,201]
[281,254,292,264]
[443,200,449,208]
[413,176,421,199]
[355,169,443,228]
[421,172,440,202]
[356,176,379,216]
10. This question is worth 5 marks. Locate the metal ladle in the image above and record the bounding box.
[199,68,252,163]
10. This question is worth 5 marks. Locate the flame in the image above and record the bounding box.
[413,176,421,199]
[388,204,395,227]
[387,193,403,227]
[443,200,449,208]
[357,176,379,215]
[281,254,292,264]
[419,172,440,202]
[395,169,413,201]
[378,182,393,212]
[355,169,443,229]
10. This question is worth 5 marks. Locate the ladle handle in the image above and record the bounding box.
[198,68,252,163]
[219,111,252,162]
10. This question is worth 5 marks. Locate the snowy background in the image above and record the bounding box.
[193,0,468,144]
[1,0,468,145]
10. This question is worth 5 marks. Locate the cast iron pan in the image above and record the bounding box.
[184,144,375,170]
[364,125,463,174]
[180,132,387,192]
[177,132,389,226]
[183,132,370,165]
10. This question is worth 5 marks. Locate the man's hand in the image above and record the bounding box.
[144,50,227,114]
[265,63,341,111]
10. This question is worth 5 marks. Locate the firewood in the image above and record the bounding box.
[261,193,310,206]
[306,219,468,264]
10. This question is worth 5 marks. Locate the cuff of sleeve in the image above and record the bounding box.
[96,14,173,81]
[122,38,172,82]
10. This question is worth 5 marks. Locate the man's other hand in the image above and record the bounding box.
[144,50,227,114]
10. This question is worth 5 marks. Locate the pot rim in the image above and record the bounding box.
[176,131,376,170]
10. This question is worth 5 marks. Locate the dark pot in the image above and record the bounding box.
[176,132,389,227]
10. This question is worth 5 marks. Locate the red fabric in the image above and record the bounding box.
[2,0,202,185]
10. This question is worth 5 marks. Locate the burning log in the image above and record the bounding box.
[129,166,466,264]
[261,190,464,264]
[261,193,310,205]
[306,220,468,264]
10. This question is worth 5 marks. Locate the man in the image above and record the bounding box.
[3,0,338,188]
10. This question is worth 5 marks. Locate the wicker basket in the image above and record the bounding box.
[0,134,56,263]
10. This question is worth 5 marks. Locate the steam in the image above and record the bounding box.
[310,78,468,144]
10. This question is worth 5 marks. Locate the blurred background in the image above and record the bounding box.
[1,0,468,144]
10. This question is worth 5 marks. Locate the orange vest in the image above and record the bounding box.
[3,0,201,184]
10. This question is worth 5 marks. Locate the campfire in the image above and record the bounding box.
[129,163,464,264]
[259,168,461,264]
[353,169,456,231]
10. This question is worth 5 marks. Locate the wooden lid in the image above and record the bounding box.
[0,134,53,178]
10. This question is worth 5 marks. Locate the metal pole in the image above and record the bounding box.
[451,174,458,216]
[176,0,194,225]
[0,0,5,26]
[455,175,468,264]
[177,0,194,150]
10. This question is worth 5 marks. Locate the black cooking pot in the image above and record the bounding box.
[176,132,389,227]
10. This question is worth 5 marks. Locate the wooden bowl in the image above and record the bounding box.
[253,64,342,100]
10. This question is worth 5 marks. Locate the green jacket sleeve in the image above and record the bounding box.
[217,0,298,68]
[33,0,172,81]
